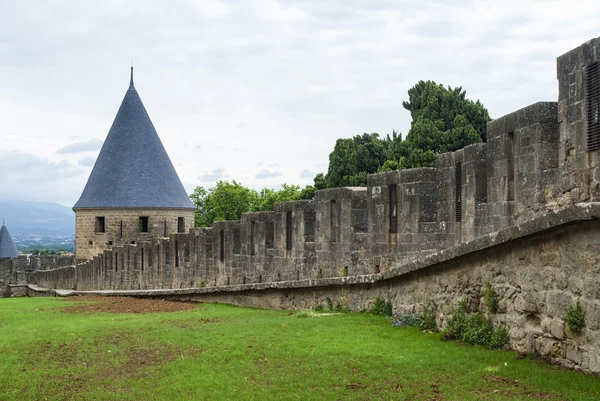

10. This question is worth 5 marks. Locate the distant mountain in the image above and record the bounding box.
[0,199,74,236]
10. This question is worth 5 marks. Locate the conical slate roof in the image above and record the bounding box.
[0,223,19,258]
[73,70,194,210]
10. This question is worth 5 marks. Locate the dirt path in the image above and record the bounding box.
[60,296,197,314]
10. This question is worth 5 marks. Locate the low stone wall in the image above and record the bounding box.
[0,280,9,298]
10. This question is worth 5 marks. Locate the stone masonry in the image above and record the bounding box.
[75,209,194,262]
[19,37,600,373]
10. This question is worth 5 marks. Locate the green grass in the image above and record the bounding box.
[1,298,599,400]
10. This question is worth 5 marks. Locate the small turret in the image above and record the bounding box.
[0,221,19,258]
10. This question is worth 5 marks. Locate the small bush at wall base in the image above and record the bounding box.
[420,303,438,332]
[313,304,324,312]
[443,299,508,349]
[445,299,467,339]
[462,313,492,346]
[489,325,510,349]
[326,297,333,311]
[388,311,421,327]
[370,297,393,316]
[566,300,585,334]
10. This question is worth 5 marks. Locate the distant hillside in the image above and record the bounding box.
[0,199,74,236]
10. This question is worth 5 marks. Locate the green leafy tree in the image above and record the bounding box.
[313,173,327,190]
[326,133,387,188]
[190,181,311,227]
[254,184,304,211]
[190,180,257,227]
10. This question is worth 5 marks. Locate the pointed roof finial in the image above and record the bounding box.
[130,63,134,88]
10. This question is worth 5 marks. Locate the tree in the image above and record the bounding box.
[190,181,312,227]
[317,81,491,186]
[326,133,387,188]
[402,80,490,150]
[313,173,327,190]
[254,184,304,212]
[190,180,257,227]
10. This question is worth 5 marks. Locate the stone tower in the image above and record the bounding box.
[0,222,19,258]
[73,69,195,261]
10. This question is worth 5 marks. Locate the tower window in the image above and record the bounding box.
[250,221,256,256]
[330,200,337,242]
[506,132,515,201]
[389,185,398,233]
[455,163,462,222]
[285,211,293,250]
[95,217,106,233]
[586,62,600,151]
[139,216,149,233]
[177,217,185,233]
[265,220,274,249]
[220,230,225,262]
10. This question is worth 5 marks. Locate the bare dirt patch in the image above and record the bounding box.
[60,295,197,314]
[470,375,568,400]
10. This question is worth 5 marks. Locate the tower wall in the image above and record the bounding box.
[74,208,194,262]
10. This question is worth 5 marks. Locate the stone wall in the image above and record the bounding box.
[1,255,75,289]
[22,37,600,373]
[174,217,600,373]
[74,208,195,261]
[33,38,600,291]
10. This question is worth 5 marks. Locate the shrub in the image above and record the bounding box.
[326,297,333,311]
[370,297,393,316]
[444,299,509,349]
[461,313,492,346]
[334,301,349,313]
[445,299,467,339]
[483,283,500,314]
[388,311,421,327]
[566,300,585,334]
[489,326,510,349]
[420,303,438,332]
[313,304,324,312]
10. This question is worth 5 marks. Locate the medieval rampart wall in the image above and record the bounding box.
[24,37,600,373]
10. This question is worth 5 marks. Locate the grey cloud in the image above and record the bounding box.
[78,156,96,166]
[300,169,314,178]
[0,151,84,203]
[197,167,226,182]
[255,169,282,179]
[56,139,103,154]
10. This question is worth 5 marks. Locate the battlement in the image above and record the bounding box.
[30,37,600,292]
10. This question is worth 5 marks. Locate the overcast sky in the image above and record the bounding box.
[1,1,599,207]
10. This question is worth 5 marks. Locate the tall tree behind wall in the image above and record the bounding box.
[321,80,491,185]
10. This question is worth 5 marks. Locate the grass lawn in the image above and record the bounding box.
[0,297,599,401]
